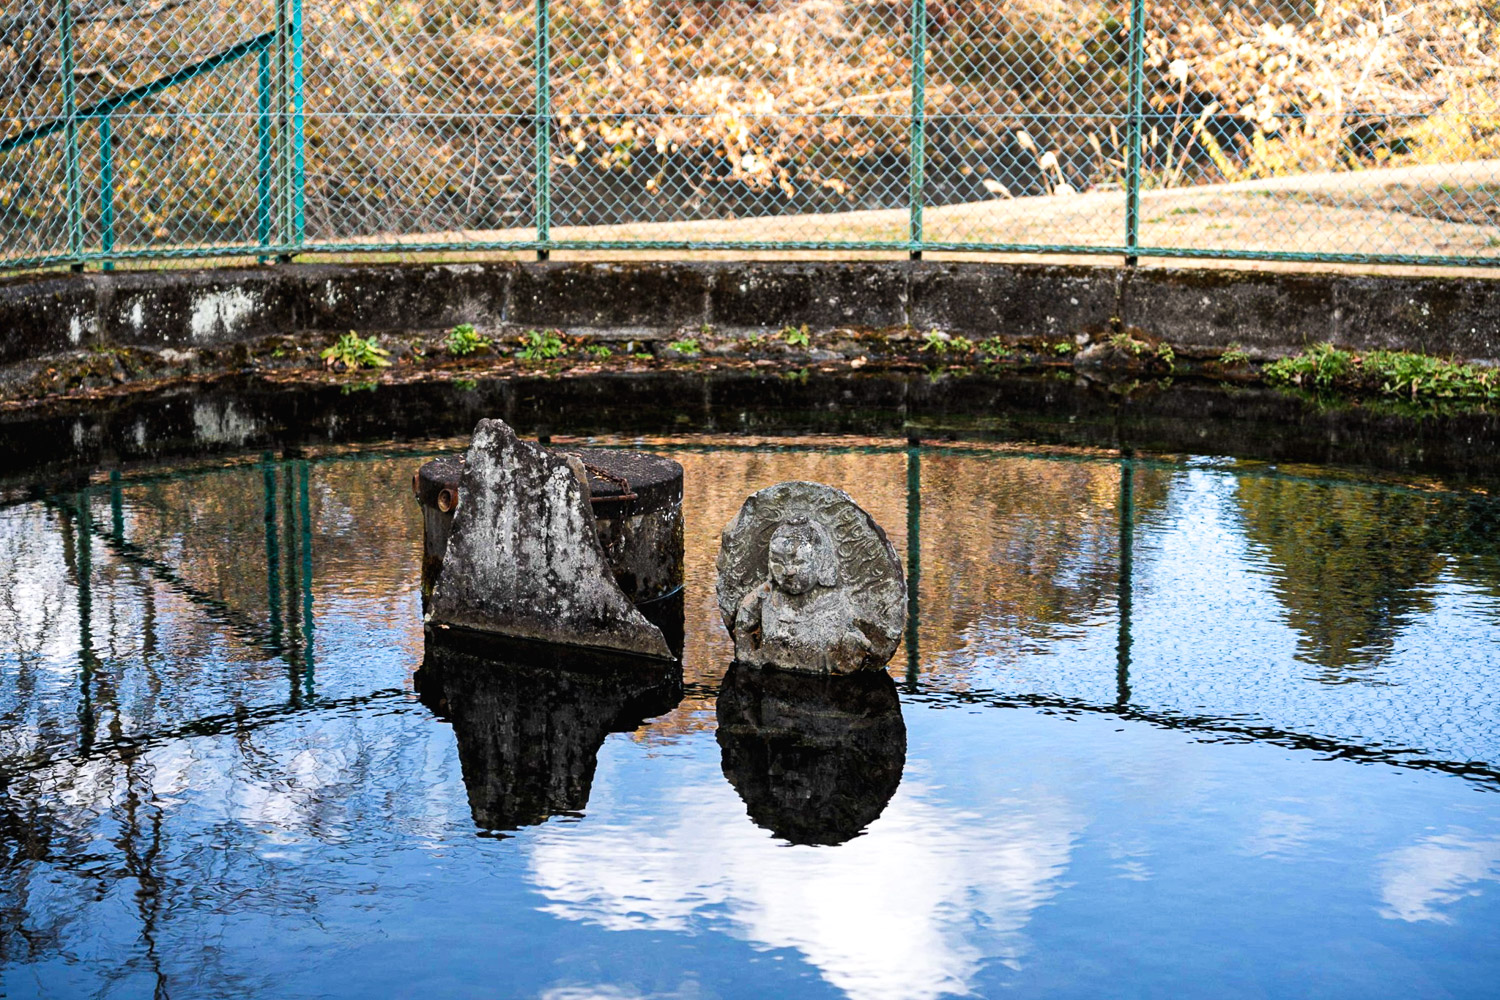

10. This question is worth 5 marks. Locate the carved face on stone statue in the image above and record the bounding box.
[767,519,838,596]
[716,482,906,674]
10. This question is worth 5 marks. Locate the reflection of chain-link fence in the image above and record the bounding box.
[2,0,1497,270]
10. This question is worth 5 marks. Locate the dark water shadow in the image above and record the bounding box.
[716,662,906,846]
[5,371,1499,497]
[419,629,684,833]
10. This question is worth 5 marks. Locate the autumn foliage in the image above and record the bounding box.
[1,0,1496,248]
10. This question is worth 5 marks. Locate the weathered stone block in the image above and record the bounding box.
[416,446,685,611]
[429,418,672,658]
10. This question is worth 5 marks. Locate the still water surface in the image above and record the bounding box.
[2,438,1499,999]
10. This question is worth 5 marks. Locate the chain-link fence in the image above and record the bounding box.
[3,0,1497,271]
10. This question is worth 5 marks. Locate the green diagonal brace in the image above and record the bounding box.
[0,31,276,155]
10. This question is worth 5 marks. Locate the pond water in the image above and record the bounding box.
[3,436,1499,999]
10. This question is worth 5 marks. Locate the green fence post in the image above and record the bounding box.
[98,114,113,270]
[534,0,551,261]
[257,45,273,256]
[274,0,292,261]
[59,0,84,270]
[1124,0,1146,267]
[291,0,305,247]
[908,0,928,261]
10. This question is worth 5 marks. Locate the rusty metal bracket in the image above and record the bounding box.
[581,460,636,505]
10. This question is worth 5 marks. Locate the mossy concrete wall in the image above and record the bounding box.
[3,261,1497,365]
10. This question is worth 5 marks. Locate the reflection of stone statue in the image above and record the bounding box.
[419,632,682,832]
[717,481,905,673]
[717,661,906,846]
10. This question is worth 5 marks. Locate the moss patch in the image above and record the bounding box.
[1265,344,1500,406]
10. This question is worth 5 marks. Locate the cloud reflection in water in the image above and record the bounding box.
[1378,832,1500,924]
[527,764,1079,1000]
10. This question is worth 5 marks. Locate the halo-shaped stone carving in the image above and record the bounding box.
[716,481,906,673]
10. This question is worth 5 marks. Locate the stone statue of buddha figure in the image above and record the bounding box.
[733,518,875,672]
[718,481,906,675]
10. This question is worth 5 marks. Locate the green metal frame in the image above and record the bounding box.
[97,115,112,270]
[258,46,274,252]
[534,0,552,259]
[6,239,1499,276]
[1124,0,1148,267]
[1,26,279,271]
[58,0,82,267]
[908,0,928,262]
[2,0,1496,273]
[272,0,306,257]
[0,32,277,154]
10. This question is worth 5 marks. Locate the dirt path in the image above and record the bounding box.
[304,159,1500,276]
[12,160,1498,279]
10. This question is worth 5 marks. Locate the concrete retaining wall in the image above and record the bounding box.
[3,261,1497,364]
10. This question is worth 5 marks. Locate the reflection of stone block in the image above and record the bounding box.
[428,418,672,659]
[419,631,682,831]
[717,481,906,673]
